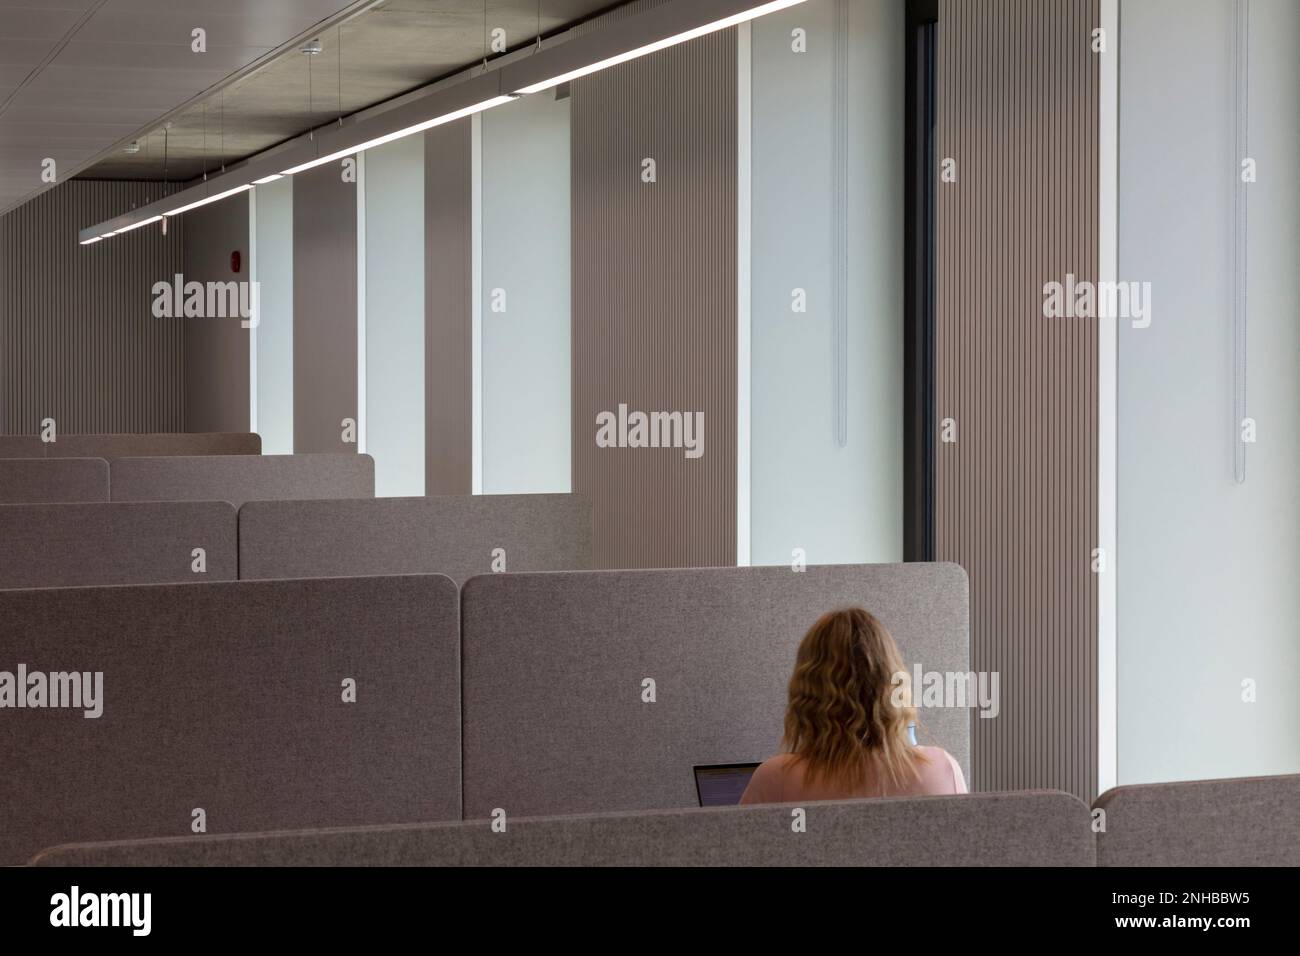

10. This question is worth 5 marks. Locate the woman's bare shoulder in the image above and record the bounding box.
[914,745,954,761]
[914,746,967,793]
[751,752,802,785]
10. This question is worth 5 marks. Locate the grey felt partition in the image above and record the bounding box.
[0,574,461,868]
[110,453,374,507]
[238,494,592,586]
[0,457,108,503]
[0,501,236,589]
[1094,774,1300,866]
[0,435,45,459]
[460,563,970,818]
[31,791,1094,867]
[46,432,261,459]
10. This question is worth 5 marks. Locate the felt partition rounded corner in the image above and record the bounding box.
[0,457,109,504]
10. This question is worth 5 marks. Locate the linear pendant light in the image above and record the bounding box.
[113,214,163,233]
[164,183,253,217]
[79,0,805,243]
[279,94,515,176]
[512,0,806,95]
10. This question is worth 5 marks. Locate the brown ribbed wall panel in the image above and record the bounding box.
[571,29,737,569]
[0,181,184,435]
[293,163,358,454]
[936,0,1099,799]
[184,196,250,433]
[423,118,473,496]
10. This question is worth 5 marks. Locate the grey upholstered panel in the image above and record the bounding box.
[46,432,261,459]
[461,563,970,818]
[110,454,374,507]
[0,502,236,589]
[1095,774,1300,866]
[0,436,46,458]
[0,458,108,503]
[31,791,1092,867]
[239,494,592,586]
[0,574,460,867]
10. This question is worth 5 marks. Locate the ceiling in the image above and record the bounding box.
[0,0,371,214]
[0,0,618,214]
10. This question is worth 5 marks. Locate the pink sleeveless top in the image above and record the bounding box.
[739,746,967,804]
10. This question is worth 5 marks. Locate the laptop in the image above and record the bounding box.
[693,763,760,807]
[693,728,918,807]
[693,728,918,806]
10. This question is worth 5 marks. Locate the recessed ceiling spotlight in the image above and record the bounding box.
[300,38,322,55]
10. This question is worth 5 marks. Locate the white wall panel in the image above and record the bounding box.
[364,135,426,496]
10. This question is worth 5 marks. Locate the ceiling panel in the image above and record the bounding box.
[12,85,182,109]
[78,0,618,183]
[53,42,280,71]
[0,66,37,86]
[0,40,58,68]
[74,11,353,46]
[0,2,99,10]
[0,0,370,216]
[0,147,98,159]
[0,119,143,139]
[24,65,241,92]
[107,0,355,15]
[2,0,622,213]
[0,8,88,38]
[3,104,172,125]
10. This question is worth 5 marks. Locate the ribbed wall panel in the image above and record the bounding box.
[0,181,184,435]
[936,0,1099,799]
[293,163,358,454]
[184,196,250,433]
[423,118,473,496]
[571,29,737,569]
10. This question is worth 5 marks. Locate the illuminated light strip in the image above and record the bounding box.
[514,0,807,95]
[113,214,163,234]
[280,95,516,176]
[79,236,103,245]
[83,0,805,240]
[163,183,254,217]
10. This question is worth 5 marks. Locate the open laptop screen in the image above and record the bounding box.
[693,763,760,807]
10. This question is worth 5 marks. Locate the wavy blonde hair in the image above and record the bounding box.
[782,607,925,792]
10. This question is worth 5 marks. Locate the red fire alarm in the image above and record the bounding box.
[230,250,242,274]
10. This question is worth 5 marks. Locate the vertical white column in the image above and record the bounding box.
[471,112,484,495]
[1097,0,1120,795]
[250,177,294,454]
[480,95,572,494]
[247,188,258,434]
[736,21,753,567]
[1231,0,1249,485]
[363,137,425,495]
[356,151,368,456]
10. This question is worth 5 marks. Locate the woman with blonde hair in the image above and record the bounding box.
[740,607,966,804]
